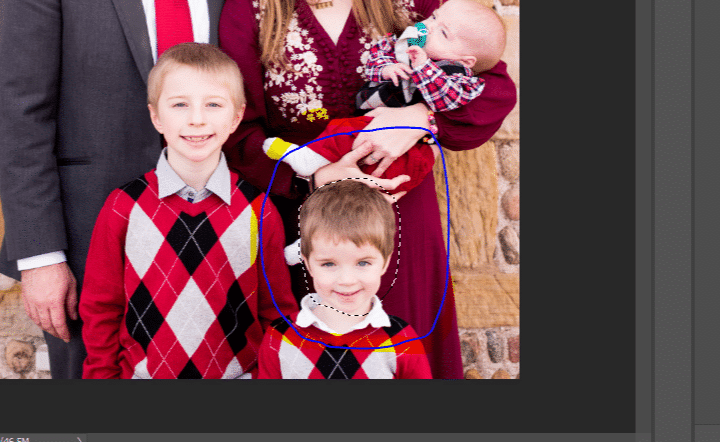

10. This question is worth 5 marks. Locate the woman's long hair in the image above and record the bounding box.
[259,0,413,70]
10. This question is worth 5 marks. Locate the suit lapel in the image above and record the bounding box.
[111,0,154,85]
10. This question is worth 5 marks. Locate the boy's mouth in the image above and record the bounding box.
[182,135,213,142]
[334,290,361,299]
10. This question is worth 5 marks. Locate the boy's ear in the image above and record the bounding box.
[148,104,164,134]
[458,55,477,70]
[301,254,314,277]
[231,104,246,132]
[381,256,392,275]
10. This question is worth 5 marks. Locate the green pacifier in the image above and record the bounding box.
[407,22,428,48]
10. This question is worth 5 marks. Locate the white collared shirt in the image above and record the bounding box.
[295,293,392,335]
[141,0,210,62]
[155,148,232,204]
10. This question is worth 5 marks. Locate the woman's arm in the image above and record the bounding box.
[434,61,518,151]
[219,0,298,197]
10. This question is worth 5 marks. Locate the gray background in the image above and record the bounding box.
[694,0,720,440]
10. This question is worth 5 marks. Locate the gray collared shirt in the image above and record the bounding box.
[155,148,232,205]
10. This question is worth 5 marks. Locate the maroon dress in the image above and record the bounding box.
[219,0,517,379]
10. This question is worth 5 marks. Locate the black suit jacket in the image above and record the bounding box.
[0,0,225,282]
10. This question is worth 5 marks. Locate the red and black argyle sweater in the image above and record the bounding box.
[257,313,432,379]
[80,169,297,379]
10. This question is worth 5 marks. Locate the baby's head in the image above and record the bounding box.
[420,0,506,73]
[147,43,246,166]
[299,180,396,316]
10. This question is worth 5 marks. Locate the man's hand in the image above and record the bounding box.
[381,63,414,86]
[407,46,429,68]
[21,262,78,343]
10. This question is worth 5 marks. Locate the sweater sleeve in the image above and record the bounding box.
[395,325,433,379]
[257,326,283,379]
[79,190,129,379]
[219,0,298,198]
[256,197,299,330]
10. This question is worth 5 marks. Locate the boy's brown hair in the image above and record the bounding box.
[299,180,396,262]
[147,42,245,108]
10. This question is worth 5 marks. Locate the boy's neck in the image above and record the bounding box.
[166,150,221,192]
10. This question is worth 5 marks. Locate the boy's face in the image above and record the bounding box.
[303,234,391,317]
[149,65,244,169]
[419,0,480,69]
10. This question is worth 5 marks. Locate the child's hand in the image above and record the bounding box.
[381,63,414,86]
[407,46,429,68]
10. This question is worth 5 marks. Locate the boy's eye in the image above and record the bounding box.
[358,261,371,267]
[172,102,187,108]
[320,262,335,268]
[442,30,448,38]
[207,102,222,108]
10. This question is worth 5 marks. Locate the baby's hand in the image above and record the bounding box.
[381,63,414,86]
[407,46,429,68]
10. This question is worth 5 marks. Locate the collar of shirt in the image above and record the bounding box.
[156,148,232,205]
[295,293,391,335]
[141,0,210,63]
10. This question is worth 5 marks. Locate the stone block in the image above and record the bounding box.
[501,185,520,221]
[492,368,512,379]
[508,335,519,363]
[453,271,519,328]
[460,331,480,366]
[486,329,503,363]
[499,225,519,264]
[433,142,498,270]
[500,15,520,86]
[5,340,35,378]
[493,14,519,140]
[464,368,482,379]
[497,140,520,183]
[0,284,43,338]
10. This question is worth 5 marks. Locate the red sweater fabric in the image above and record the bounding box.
[80,170,298,379]
[307,116,436,195]
[258,313,432,379]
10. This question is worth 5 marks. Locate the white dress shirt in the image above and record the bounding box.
[295,293,392,335]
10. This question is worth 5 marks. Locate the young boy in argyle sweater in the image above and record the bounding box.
[257,180,432,379]
[80,43,298,379]
[262,0,506,195]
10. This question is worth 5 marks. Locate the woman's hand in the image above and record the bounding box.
[352,103,430,178]
[314,143,409,202]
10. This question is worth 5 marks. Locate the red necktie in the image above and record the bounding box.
[155,0,195,58]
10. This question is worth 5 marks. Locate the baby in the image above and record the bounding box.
[263,0,506,194]
[257,180,432,379]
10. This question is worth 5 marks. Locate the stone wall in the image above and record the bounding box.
[0,0,519,380]
[433,0,520,379]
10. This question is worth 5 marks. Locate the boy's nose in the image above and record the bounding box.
[337,269,356,285]
[189,107,206,125]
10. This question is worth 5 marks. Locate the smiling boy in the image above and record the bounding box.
[257,180,432,379]
[79,43,297,379]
